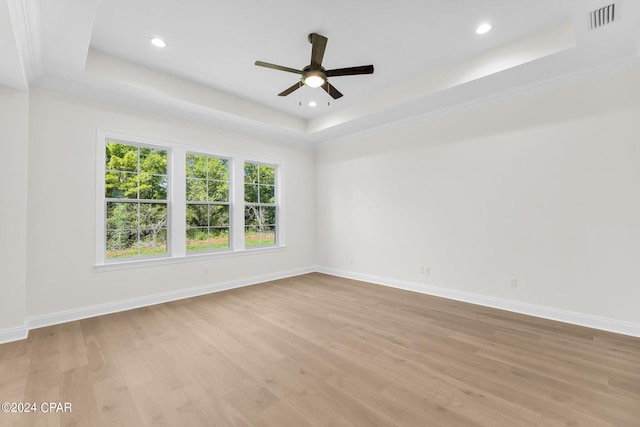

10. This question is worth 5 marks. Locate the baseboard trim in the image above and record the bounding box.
[317,267,640,338]
[0,267,315,344]
[2,265,639,344]
[0,325,29,344]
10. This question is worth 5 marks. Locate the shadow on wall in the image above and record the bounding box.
[319,65,640,161]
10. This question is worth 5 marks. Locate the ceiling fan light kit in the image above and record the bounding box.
[303,69,325,88]
[255,33,374,99]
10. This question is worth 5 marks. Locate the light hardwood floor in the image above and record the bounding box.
[1,273,639,426]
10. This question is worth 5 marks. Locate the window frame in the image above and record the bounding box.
[243,161,279,249]
[100,138,171,262]
[95,130,285,271]
[185,152,232,255]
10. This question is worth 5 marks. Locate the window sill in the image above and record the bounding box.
[94,245,286,272]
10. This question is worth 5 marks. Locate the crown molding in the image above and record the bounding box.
[314,55,640,149]
[7,0,43,82]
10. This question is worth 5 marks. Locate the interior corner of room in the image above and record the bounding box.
[2,0,640,344]
[1,1,640,424]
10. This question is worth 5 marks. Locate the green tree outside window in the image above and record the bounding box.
[244,162,276,247]
[186,153,230,252]
[105,142,168,258]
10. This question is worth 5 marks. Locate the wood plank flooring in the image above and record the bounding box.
[1,273,639,426]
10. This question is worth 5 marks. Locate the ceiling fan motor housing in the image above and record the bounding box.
[302,66,327,87]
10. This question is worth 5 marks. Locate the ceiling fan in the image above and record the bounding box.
[255,33,374,99]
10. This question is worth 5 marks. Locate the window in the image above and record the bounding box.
[97,132,283,267]
[104,141,168,259]
[244,162,277,247]
[186,153,230,252]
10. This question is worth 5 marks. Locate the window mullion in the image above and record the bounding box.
[172,146,186,257]
[98,132,282,268]
[231,157,245,250]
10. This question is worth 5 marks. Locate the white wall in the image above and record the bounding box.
[24,88,316,319]
[4,64,640,340]
[317,66,640,325]
[0,86,28,333]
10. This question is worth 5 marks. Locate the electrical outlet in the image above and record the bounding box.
[418,265,431,275]
[509,277,518,287]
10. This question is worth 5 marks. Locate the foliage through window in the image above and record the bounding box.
[186,153,230,252]
[244,162,277,247]
[105,141,168,258]
[99,133,282,266]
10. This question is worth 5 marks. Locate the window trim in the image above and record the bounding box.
[95,130,285,270]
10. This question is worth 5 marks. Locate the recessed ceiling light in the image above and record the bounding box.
[308,101,317,107]
[149,37,167,48]
[476,23,492,35]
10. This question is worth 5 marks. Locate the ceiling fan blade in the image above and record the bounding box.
[278,81,303,97]
[309,33,328,68]
[321,81,343,99]
[255,61,303,75]
[326,65,374,77]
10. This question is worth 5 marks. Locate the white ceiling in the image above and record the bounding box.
[2,0,640,145]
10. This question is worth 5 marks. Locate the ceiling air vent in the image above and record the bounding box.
[590,3,615,29]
